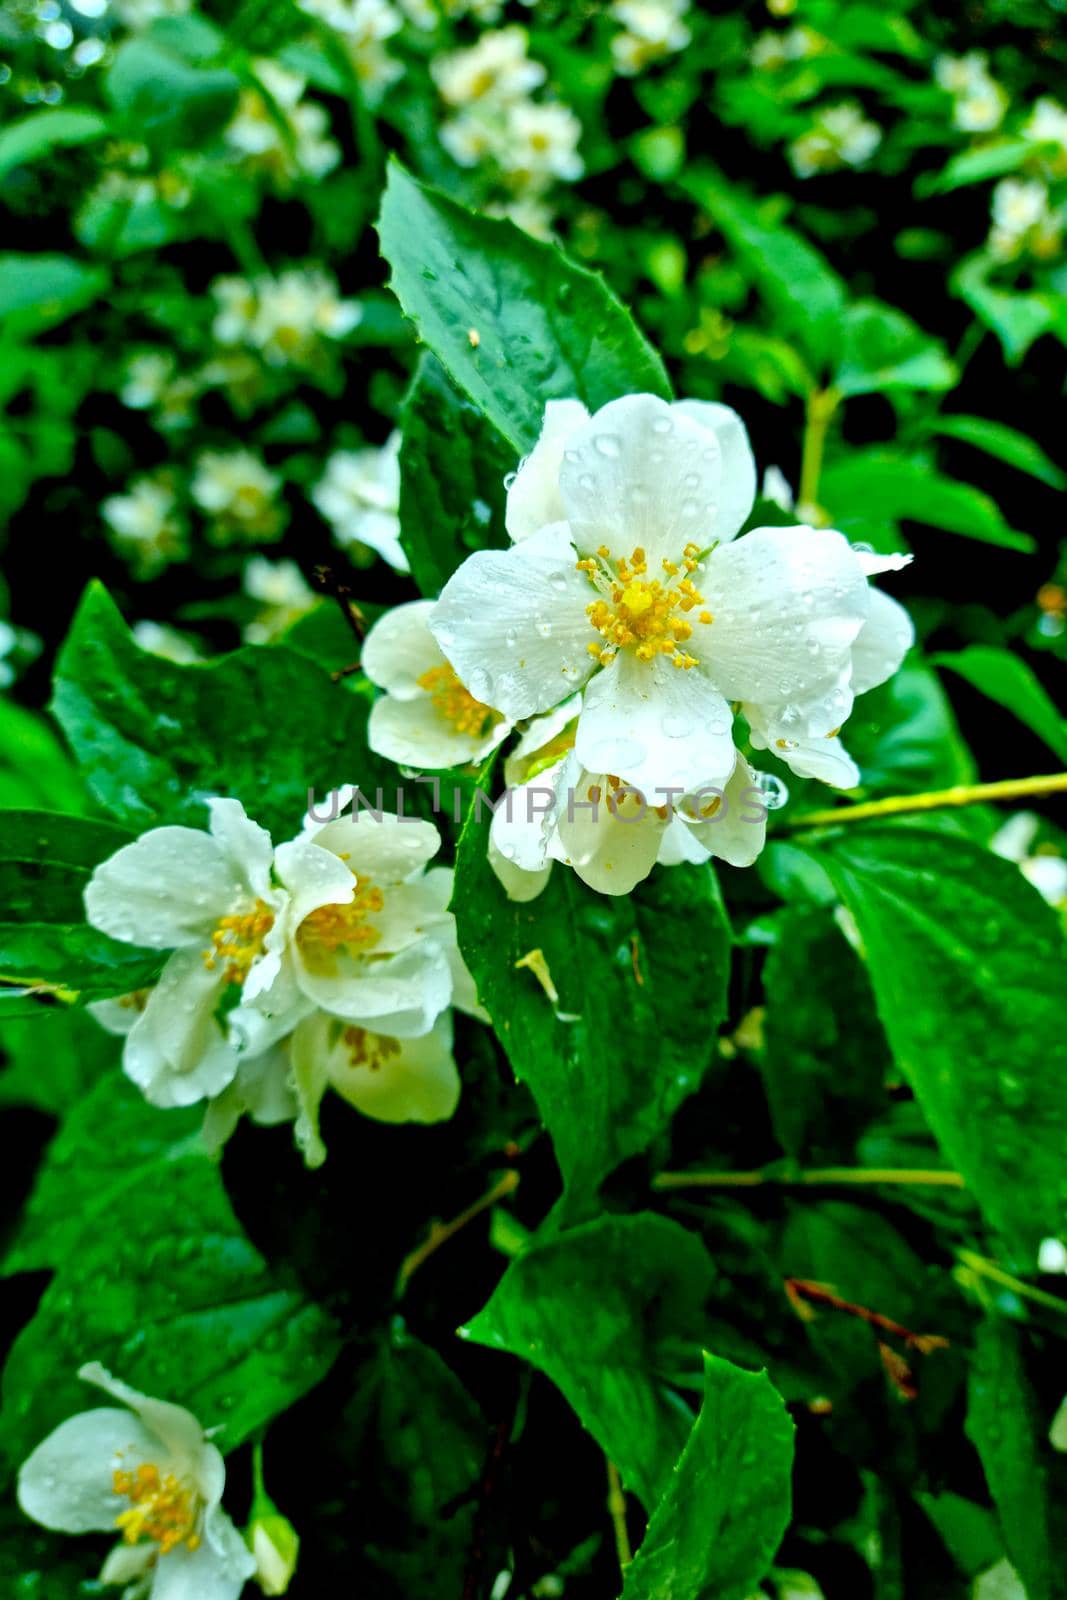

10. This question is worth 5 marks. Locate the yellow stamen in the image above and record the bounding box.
[342,1026,401,1071]
[203,901,274,985]
[113,1463,199,1557]
[298,878,384,957]
[580,543,711,670]
[417,663,503,741]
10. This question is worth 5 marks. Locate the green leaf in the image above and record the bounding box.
[930,140,1035,192]
[681,166,846,368]
[934,646,1067,765]
[398,353,512,597]
[1,1076,339,1468]
[821,451,1035,552]
[0,700,87,813]
[0,255,107,339]
[0,108,107,182]
[52,582,390,838]
[761,906,889,1163]
[807,827,1067,1262]
[0,811,162,1000]
[930,416,1067,490]
[452,809,731,1204]
[0,1006,119,1116]
[621,1352,794,1600]
[834,300,957,397]
[376,161,671,454]
[953,256,1059,367]
[967,1317,1066,1600]
[105,36,239,149]
[846,662,977,798]
[464,1213,714,1509]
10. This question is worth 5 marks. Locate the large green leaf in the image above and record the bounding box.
[52,583,389,839]
[807,828,1067,1262]
[452,808,732,1205]
[0,811,162,1001]
[931,416,1067,491]
[0,1006,119,1116]
[0,255,107,339]
[967,1318,1067,1600]
[821,451,1035,552]
[0,108,107,181]
[1,1076,339,1468]
[833,300,956,398]
[934,646,1067,766]
[376,161,671,454]
[105,35,239,149]
[0,700,87,814]
[953,256,1060,367]
[622,1353,794,1600]
[398,352,512,597]
[464,1213,714,1510]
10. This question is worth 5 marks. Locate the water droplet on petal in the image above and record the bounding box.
[755,771,790,810]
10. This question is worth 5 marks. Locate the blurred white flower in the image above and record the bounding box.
[988,177,1063,262]
[102,477,187,579]
[363,599,513,768]
[789,102,881,177]
[297,0,404,97]
[226,60,341,183]
[934,52,1008,132]
[242,557,316,644]
[991,811,1067,908]
[1024,96,1067,176]
[761,465,795,512]
[131,621,204,664]
[500,101,584,184]
[312,435,409,572]
[432,27,545,108]
[192,451,285,545]
[751,25,826,70]
[17,1363,254,1600]
[211,271,361,369]
[610,0,691,76]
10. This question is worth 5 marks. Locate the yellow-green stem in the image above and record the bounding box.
[653,1167,965,1190]
[606,1459,632,1573]
[797,387,840,520]
[786,772,1067,832]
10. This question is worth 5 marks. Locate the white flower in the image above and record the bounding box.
[17,1363,255,1600]
[85,799,287,1107]
[1024,97,1067,176]
[991,811,1067,908]
[102,478,187,579]
[610,0,691,76]
[191,451,285,545]
[489,741,769,900]
[363,599,514,768]
[761,465,795,512]
[789,102,881,178]
[211,271,361,369]
[312,436,408,571]
[297,0,404,97]
[226,61,341,183]
[241,808,460,1041]
[988,178,1063,262]
[242,557,316,644]
[751,25,825,70]
[934,53,1008,132]
[432,27,545,109]
[430,394,914,802]
[131,621,204,664]
[500,101,584,185]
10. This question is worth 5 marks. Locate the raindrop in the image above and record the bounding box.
[503,470,517,491]
[548,571,568,593]
[662,713,689,739]
[593,434,621,459]
[754,772,790,810]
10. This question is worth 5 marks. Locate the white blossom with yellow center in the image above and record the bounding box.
[312,435,408,572]
[430,394,914,802]
[225,60,341,183]
[609,0,691,76]
[17,1363,254,1600]
[191,451,285,545]
[298,0,405,99]
[210,270,361,369]
[101,477,187,580]
[362,599,513,769]
[85,798,289,1108]
[789,102,882,178]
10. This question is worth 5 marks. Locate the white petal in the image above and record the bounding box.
[305,1009,461,1124]
[271,836,357,929]
[558,393,723,568]
[87,996,142,1036]
[575,651,735,797]
[308,813,443,883]
[701,525,869,734]
[747,706,861,789]
[504,694,581,786]
[18,1408,158,1533]
[85,827,238,950]
[854,548,913,576]
[205,798,275,902]
[368,875,455,956]
[505,398,589,541]
[657,815,712,866]
[672,399,757,541]
[100,1543,157,1586]
[488,839,553,902]
[294,937,454,1037]
[122,949,238,1108]
[77,1365,211,1488]
[430,523,596,720]
[550,755,667,895]
[850,587,914,695]
[149,1515,254,1600]
[361,600,443,698]
[680,756,769,868]
[369,692,508,769]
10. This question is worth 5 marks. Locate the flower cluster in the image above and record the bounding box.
[85,794,480,1162]
[210,270,361,374]
[225,60,342,186]
[359,393,913,899]
[789,101,882,179]
[312,433,408,572]
[609,0,691,77]
[297,0,406,101]
[934,51,1008,134]
[433,27,583,234]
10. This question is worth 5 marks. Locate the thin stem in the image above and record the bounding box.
[653,1167,965,1191]
[606,1459,632,1574]
[956,1249,1067,1319]
[786,772,1067,831]
[797,387,839,521]
[397,1169,520,1290]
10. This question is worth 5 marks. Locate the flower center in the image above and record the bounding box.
[342,1026,401,1070]
[417,663,503,739]
[297,876,384,958]
[204,900,275,985]
[578,544,712,670]
[113,1463,200,1556]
